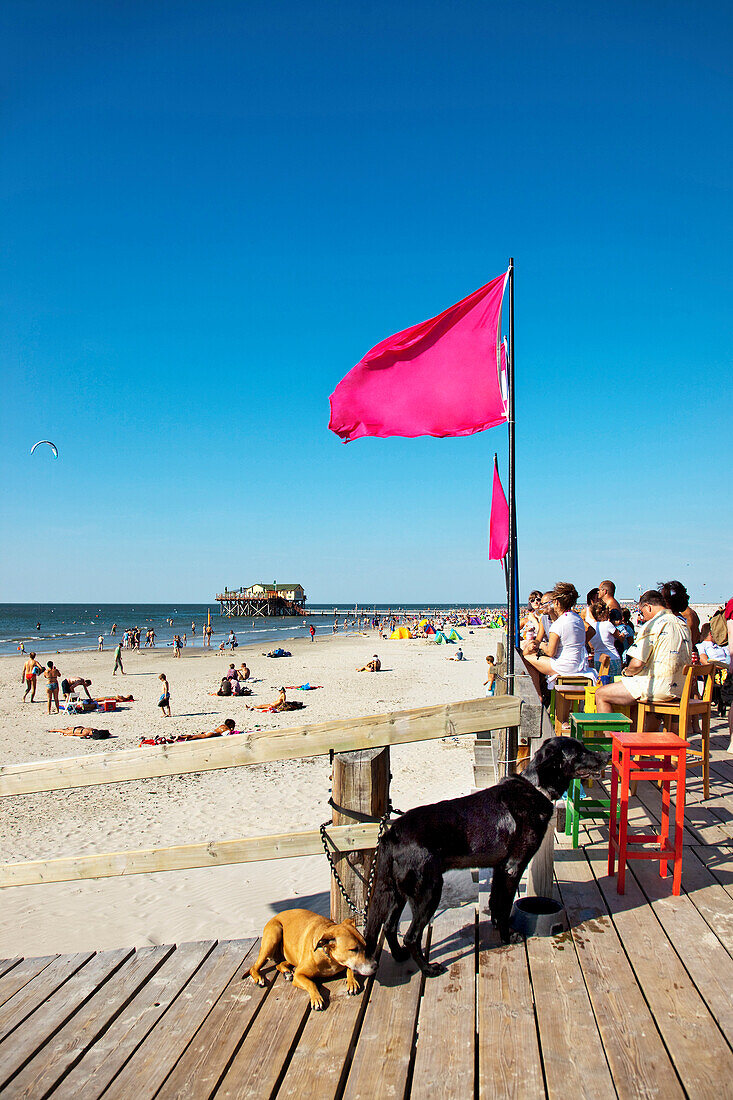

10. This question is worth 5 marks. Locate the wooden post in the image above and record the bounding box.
[330,747,390,923]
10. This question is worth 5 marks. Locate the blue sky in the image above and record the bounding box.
[2,1,731,604]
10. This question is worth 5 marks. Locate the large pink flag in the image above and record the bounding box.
[489,456,509,560]
[329,271,509,442]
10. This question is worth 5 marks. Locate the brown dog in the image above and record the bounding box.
[249,908,377,1010]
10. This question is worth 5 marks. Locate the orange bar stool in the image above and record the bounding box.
[608,730,689,895]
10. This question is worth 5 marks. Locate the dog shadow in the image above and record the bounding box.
[268,891,330,917]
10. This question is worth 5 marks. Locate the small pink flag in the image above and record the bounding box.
[329,271,508,442]
[489,455,509,560]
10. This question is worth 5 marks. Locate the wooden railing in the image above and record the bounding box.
[0,695,521,898]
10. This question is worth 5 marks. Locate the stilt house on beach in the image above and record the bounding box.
[216,582,306,617]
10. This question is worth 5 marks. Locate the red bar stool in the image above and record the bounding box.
[607,730,688,895]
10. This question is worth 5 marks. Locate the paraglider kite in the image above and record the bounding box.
[30,440,58,458]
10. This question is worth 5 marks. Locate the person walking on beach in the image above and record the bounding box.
[44,660,61,714]
[309,624,316,642]
[98,635,104,651]
[173,635,182,657]
[111,623,117,635]
[157,673,171,717]
[22,653,43,702]
[112,642,124,676]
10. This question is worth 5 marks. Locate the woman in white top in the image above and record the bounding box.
[524,582,597,686]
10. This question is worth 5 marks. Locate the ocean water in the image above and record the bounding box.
[0,603,503,657]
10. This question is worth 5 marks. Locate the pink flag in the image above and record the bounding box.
[489,456,509,560]
[329,271,509,442]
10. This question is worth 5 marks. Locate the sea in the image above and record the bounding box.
[0,603,504,658]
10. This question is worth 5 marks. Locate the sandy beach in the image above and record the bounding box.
[1,626,503,957]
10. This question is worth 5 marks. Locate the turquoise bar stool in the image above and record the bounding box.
[565,712,632,847]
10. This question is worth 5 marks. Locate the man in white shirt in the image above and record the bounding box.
[596,590,692,715]
[698,624,730,667]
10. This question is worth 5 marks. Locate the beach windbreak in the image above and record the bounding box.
[329,270,509,442]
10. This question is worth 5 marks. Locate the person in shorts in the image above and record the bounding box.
[157,673,171,717]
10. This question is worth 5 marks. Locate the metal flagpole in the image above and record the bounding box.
[505,258,519,775]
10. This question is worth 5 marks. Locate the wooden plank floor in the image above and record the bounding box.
[1,728,732,1098]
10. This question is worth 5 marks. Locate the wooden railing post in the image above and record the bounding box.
[330,748,390,923]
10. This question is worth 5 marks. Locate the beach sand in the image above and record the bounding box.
[0,627,502,956]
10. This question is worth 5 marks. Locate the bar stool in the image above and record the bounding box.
[608,730,688,895]
[552,676,589,735]
[566,713,631,847]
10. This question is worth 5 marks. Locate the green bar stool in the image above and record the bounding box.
[565,713,632,847]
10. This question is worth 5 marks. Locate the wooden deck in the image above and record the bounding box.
[1,733,732,1098]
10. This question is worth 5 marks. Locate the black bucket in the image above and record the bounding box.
[510,896,569,937]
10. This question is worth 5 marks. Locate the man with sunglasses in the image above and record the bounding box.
[596,590,691,716]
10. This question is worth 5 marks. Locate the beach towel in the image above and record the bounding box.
[285,684,323,691]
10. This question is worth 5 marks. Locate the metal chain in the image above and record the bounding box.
[319,808,395,923]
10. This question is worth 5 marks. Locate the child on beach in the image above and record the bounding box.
[484,656,497,696]
[157,673,171,717]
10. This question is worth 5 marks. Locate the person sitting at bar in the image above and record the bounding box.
[595,589,692,717]
[522,582,597,688]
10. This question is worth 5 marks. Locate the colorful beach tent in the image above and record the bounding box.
[448,629,463,641]
[425,624,436,634]
[391,627,412,639]
[469,617,481,626]
[434,631,449,644]
[418,618,429,628]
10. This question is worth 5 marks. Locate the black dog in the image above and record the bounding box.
[365,736,609,975]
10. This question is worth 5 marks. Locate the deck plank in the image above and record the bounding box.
[0,951,94,1046]
[341,928,425,1100]
[0,949,131,1089]
[0,955,57,1009]
[691,843,733,898]
[276,951,376,1099]
[0,959,22,983]
[527,929,615,1098]
[410,904,475,1098]
[215,971,311,1099]
[587,845,733,1095]
[7,945,173,1099]
[477,881,544,1100]
[156,939,266,1100]
[554,845,684,1099]
[630,854,733,1042]
[103,940,249,1100]
[54,940,216,1100]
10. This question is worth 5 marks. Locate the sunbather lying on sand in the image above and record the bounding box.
[186,719,236,739]
[139,720,237,747]
[50,726,111,739]
[247,688,305,713]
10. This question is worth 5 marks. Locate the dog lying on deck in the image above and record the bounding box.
[249,909,377,1009]
[364,736,609,975]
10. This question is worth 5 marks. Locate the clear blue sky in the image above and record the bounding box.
[2,1,731,604]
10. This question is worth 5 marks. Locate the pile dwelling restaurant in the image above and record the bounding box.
[216,583,307,618]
